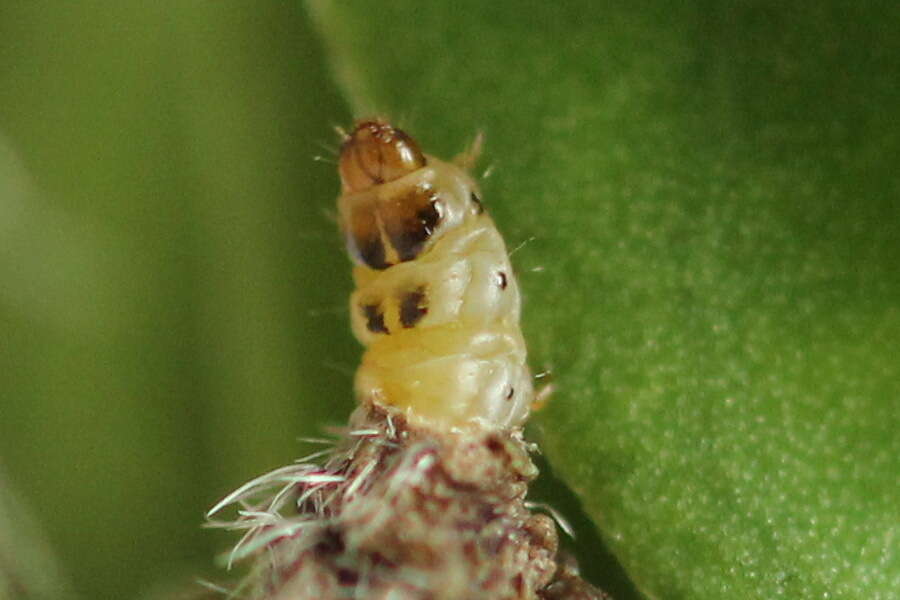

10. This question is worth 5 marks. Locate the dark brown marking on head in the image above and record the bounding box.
[470,191,484,214]
[346,205,391,270]
[382,186,443,262]
[339,120,426,193]
[506,386,515,400]
[496,271,508,290]
[361,303,388,334]
[399,286,428,328]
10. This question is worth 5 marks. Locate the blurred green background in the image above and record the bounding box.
[1,2,899,600]
[0,3,357,598]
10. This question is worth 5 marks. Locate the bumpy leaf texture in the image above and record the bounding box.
[308,2,900,599]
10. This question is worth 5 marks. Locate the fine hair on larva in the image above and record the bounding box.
[338,119,533,430]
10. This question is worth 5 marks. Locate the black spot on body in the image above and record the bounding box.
[362,303,388,333]
[357,237,391,270]
[389,199,442,262]
[347,205,391,270]
[418,200,441,232]
[399,286,428,328]
[506,386,515,400]
[497,271,508,289]
[470,192,484,214]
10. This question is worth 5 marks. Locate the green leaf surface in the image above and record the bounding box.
[308,2,900,598]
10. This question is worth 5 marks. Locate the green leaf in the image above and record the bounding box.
[308,2,900,598]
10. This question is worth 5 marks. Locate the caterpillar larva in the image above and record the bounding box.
[205,120,606,600]
[339,119,532,429]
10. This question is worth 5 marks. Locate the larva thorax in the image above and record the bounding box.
[338,120,531,430]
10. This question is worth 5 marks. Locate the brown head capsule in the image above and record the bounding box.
[339,120,427,193]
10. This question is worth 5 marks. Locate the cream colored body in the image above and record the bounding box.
[342,157,532,429]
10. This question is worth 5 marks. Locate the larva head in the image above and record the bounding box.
[339,120,426,193]
[338,120,484,270]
